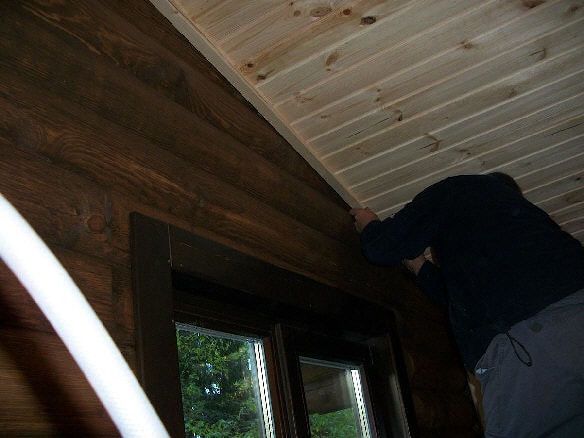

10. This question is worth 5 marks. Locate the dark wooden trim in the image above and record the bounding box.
[129,213,184,437]
[131,213,416,438]
[273,324,311,438]
[168,222,391,338]
[368,333,419,438]
[274,324,389,438]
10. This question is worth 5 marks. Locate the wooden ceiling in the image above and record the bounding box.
[150,0,584,243]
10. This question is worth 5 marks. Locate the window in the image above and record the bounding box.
[175,324,275,438]
[300,358,372,438]
[131,213,415,437]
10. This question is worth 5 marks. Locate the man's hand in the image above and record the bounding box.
[403,254,426,276]
[349,208,379,233]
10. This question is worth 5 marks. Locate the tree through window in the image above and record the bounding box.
[176,324,275,438]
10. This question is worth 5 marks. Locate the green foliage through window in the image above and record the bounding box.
[176,326,369,437]
[176,328,262,438]
[309,408,359,438]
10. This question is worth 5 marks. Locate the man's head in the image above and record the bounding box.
[489,172,522,194]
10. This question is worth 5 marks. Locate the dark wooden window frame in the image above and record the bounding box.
[130,213,417,437]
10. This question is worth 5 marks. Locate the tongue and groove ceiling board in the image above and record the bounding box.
[150,0,584,243]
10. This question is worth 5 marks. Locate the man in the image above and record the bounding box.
[350,173,584,437]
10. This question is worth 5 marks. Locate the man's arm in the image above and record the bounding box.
[415,259,448,309]
[349,180,449,266]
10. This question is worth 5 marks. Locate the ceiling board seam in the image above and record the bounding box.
[551,200,584,220]
[526,170,584,210]
[188,0,231,25]
[361,129,584,208]
[348,96,584,192]
[483,133,584,181]
[267,0,497,105]
[235,0,391,85]
[325,39,584,165]
[214,2,292,45]
[559,216,584,228]
[360,123,584,207]
[518,149,584,187]
[539,186,584,210]
[327,48,584,170]
[273,0,563,109]
[302,15,584,145]
[255,0,424,90]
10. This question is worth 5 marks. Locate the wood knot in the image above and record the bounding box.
[256,69,273,82]
[360,16,376,25]
[294,92,314,104]
[310,7,332,17]
[325,51,340,67]
[240,61,255,72]
[460,39,474,49]
[87,214,106,233]
[529,48,547,60]
[342,8,352,16]
[522,0,545,8]
[424,133,441,152]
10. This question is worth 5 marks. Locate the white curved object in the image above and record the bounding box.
[0,194,169,437]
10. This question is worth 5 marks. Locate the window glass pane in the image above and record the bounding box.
[300,358,372,438]
[176,324,274,438]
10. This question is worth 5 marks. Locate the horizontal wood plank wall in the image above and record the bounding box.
[0,1,478,436]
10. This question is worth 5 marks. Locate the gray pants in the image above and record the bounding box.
[475,289,584,438]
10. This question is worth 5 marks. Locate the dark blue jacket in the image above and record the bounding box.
[360,175,584,370]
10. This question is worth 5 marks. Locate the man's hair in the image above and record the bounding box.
[488,172,522,194]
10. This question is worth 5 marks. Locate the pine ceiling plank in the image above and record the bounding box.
[311,23,584,156]
[550,199,584,224]
[376,162,584,226]
[560,216,584,238]
[342,83,584,193]
[277,0,556,125]
[258,0,478,102]
[170,0,229,22]
[516,153,584,221]
[358,110,584,210]
[219,0,357,62]
[351,103,584,203]
[526,171,584,206]
[361,117,584,215]
[496,137,584,182]
[312,7,584,159]
[234,0,401,85]
[551,199,584,226]
[290,7,583,142]
[347,83,584,206]
[539,186,584,213]
[194,0,288,43]
[518,152,584,194]
[552,205,584,236]
[325,46,584,174]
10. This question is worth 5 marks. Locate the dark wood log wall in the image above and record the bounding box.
[0,1,479,436]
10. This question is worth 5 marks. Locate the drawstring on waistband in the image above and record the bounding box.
[506,332,533,367]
